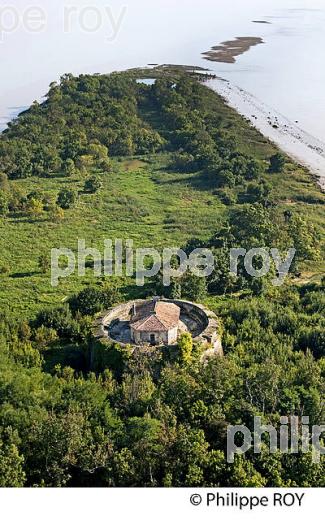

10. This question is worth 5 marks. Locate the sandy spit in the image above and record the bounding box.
[206,78,325,191]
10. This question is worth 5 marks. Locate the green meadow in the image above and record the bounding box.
[0,72,324,319]
[1,152,324,319]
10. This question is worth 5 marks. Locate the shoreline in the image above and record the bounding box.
[2,72,325,195]
[206,78,325,191]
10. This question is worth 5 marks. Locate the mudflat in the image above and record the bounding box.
[202,36,264,63]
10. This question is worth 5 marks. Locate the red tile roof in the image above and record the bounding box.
[130,300,180,332]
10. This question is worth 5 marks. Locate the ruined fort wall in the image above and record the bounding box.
[93,298,222,356]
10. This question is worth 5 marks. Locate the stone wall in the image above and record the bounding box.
[167,326,178,345]
[92,298,223,356]
[167,298,222,353]
[133,329,169,345]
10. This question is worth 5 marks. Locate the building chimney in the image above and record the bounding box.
[153,296,160,313]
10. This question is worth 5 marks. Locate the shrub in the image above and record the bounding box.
[76,154,95,171]
[0,192,9,217]
[35,306,76,338]
[57,189,76,209]
[170,152,196,172]
[25,197,44,217]
[38,254,50,273]
[269,153,286,173]
[216,189,237,205]
[0,172,9,191]
[34,326,59,350]
[48,204,64,222]
[177,333,193,364]
[84,176,102,194]
[62,159,76,177]
[246,180,272,202]
[0,265,10,276]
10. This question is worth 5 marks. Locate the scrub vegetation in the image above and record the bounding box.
[0,70,324,487]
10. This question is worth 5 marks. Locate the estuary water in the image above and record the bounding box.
[1,0,325,174]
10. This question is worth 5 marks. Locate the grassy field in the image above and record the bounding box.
[0,154,226,317]
[0,79,324,319]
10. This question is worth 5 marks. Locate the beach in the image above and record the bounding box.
[207,77,325,190]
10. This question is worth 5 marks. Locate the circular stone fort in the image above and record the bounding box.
[93,297,222,356]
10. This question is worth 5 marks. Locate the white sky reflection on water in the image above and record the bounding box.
[0,0,324,142]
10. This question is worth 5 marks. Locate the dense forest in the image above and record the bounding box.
[0,70,324,487]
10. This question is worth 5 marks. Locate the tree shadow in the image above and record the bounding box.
[10,271,38,279]
[154,169,216,192]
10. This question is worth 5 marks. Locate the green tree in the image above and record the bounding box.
[229,457,267,487]
[87,143,110,161]
[0,429,26,487]
[34,326,58,350]
[76,154,95,172]
[62,159,76,177]
[245,159,263,180]
[11,340,43,368]
[289,214,320,261]
[101,282,121,309]
[180,272,207,301]
[246,180,272,203]
[57,189,76,209]
[70,287,103,316]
